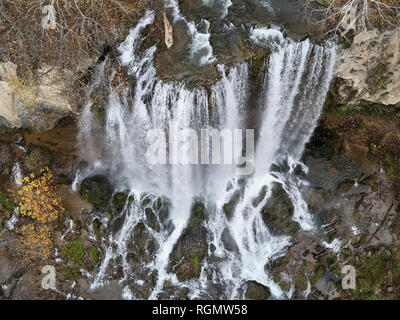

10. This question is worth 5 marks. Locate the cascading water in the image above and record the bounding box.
[80,10,338,299]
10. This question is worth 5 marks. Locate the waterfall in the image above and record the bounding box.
[81,11,338,299]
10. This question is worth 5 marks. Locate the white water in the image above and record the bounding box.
[12,162,23,187]
[165,0,215,66]
[80,12,338,299]
[202,0,233,18]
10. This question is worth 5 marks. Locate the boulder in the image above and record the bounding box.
[245,281,271,300]
[168,202,208,281]
[261,182,299,235]
[0,62,74,132]
[79,175,113,207]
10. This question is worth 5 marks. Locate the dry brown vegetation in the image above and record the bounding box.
[304,0,400,37]
[0,0,149,71]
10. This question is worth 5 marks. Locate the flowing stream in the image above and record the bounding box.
[78,7,338,299]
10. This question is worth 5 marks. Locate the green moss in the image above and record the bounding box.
[187,202,206,230]
[80,176,113,207]
[358,234,367,246]
[0,192,14,211]
[90,247,100,265]
[358,251,389,293]
[192,255,200,277]
[58,266,82,281]
[311,266,324,286]
[326,102,399,122]
[383,153,400,182]
[92,219,101,240]
[112,191,131,212]
[59,237,85,267]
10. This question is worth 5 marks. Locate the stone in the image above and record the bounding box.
[245,281,271,300]
[79,175,113,207]
[261,182,299,235]
[0,62,74,132]
[334,28,400,105]
[24,146,52,175]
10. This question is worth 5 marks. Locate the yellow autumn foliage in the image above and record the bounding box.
[15,223,53,262]
[16,167,64,223]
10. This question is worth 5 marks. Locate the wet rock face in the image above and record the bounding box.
[0,143,12,172]
[303,120,339,160]
[261,182,299,236]
[168,203,208,282]
[245,280,271,300]
[80,175,114,207]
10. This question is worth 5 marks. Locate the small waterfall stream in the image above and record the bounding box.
[79,9,338,299]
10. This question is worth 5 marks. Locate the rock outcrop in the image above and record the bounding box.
[334,28,400,106]
[0,62,74,132]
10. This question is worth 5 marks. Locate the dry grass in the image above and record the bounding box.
[0,0,149,71]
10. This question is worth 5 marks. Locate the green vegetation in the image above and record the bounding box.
[0,192,14,211]
[59,237,85,267]
[92,219,101,240]
[58,266,82,281]
[357,251,389,293]
[187,203,206,230]
[90,247,100,265]
[191,255,200,277]
[112,191,131,212]
[311,266,324,286]
[384,153,400,182]
[80,176,113,207]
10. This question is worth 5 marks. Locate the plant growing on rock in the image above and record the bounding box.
[16,167,64,223]
[15,223,53,262]
[14,167,64,262]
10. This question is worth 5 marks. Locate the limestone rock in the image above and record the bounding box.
[334,28,400,105]
[0,62,74,132]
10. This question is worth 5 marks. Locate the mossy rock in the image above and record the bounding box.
[245,281,271,300]
[261,182,299,236]
[168,202,208,281]
[112,190,132,212]
[24,146,51,175]
[57,266,82,281]
[223,190,241,220]
[357,251,389,293]
[90,247,100,265]
[80,175,113,207]
[187,202,207,230]
[59,237,85,267]
[92,219,101,240]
